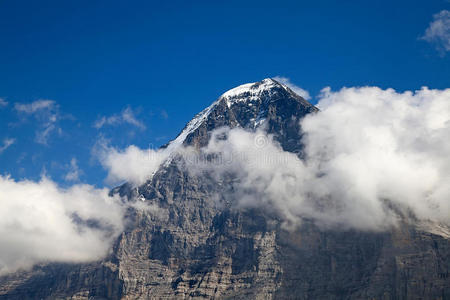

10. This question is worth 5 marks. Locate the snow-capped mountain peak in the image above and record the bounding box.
[220,78,288,107]
[164,78,284,153]
[162,78,315,153]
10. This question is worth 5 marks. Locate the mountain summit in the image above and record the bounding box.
[1,80,449,299]
[220,78,301,106]
[165,78,317,153]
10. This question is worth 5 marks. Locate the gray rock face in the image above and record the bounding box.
[1,79,449,299]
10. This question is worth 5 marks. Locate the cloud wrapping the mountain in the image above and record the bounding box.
[0,176,125,275]
[192,86,450,230]
[0,8,449,284]
[95,141,169,186]
[3,84,447,275]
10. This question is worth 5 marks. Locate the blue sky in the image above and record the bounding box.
[0,0,449,187]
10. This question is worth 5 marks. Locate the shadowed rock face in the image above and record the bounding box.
[1,79,449,299]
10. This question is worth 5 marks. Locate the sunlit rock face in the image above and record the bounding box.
[1,79,449,300]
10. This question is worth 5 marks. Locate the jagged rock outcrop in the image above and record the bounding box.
[0,79,449,299]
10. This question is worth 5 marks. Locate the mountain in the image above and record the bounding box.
[1,79,449,299]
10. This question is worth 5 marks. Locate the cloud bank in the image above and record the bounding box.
[0,175,125,275]
[421,10,450,54]
[187,86,450,231]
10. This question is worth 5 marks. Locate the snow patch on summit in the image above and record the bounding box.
[221,78,285,108]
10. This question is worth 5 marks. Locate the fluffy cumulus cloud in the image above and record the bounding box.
[273,76,311,100]
[0,175,126,275]
[421,10,450,54]
[301,86,450,229]
[94,107,145,130]
[186,86,450,231]
[94,140,169,186]
[0,139,164,275]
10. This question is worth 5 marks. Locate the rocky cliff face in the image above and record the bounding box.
[0,79,449,299]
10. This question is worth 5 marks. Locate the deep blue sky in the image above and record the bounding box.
[0,0,449,186]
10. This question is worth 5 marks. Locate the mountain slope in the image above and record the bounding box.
[0,79,449,300]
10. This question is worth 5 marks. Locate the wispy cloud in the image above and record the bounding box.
[94,107,146,130]
[14,99,55,113]
[0,138,15,154]
[65,158,83,182]
[273,76,311,100]
[421,10,450,54]
[14,99,62,145]
[35,124,61,145]
[0,98,8,108]
[160,109,169,120]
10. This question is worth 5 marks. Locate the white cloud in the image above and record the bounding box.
[35,123,59,145]
[94,139,169,186]
[14,99,62,145]
[0,175,126,275]
[0,138,15,154]
[300,86,450,229]
[14,99,55,114]
[0,98,8,107]
[65,158,83,182]
[421,10,450,53]
[273,76,311,100]
[122,107,145,129]
[185,86,450,231]
[94,116,117,129]
[94,107,146,130]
